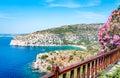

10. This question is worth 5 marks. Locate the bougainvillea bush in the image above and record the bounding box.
[98,7,120,52]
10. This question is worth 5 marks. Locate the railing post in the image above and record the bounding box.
[91,61,94,78]
[102,56,105,69]
[98,58,101,71]
[101,57,104,70]
[70,70,74,78]
[82,65,85,78]
[63,73,67,78]
[109,54,111,64]
[117,51,119,60]
[105,56,107,68]
[77,67,80,78]
[95,60,97,78]
[87,63,90,78]
[117,46,120,60]
[97,59,99,71]
[52,64,60,78]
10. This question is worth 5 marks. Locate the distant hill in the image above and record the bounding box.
[10,23,103,46]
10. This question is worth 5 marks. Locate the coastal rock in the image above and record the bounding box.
[32,50,97,72]
[10,40,26,46]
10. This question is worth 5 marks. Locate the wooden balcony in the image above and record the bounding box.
[41,47,120,78]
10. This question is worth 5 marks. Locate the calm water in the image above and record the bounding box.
[0,37,82,78]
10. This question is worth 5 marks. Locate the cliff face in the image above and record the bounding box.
[10,23,103,46]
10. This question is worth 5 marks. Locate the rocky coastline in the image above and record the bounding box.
[32,50,97,73]
[10,23,103,46]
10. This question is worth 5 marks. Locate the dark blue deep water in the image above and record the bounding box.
[0,37,82,78]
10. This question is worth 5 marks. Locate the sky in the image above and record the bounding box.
[0,0,120,34]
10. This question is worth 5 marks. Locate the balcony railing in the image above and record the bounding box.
[41,47,120,78]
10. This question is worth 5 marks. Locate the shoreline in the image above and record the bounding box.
[71,45,86,50]
[10,44,86,50]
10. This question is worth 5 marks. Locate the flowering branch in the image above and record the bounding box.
[98,6,120,53]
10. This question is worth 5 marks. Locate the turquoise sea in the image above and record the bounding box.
[0,37,82,78]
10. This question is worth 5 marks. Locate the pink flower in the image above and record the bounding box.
[98,8,120,51]
[116,42,120,46]
[113,35,119,40]
[114,20,117,22]
[104,42,107,46]
[110,40,114,44]
[104,34,111,39]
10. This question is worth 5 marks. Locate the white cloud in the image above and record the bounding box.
[46,0,101,8]
[49,3,81,8]
[45,0,54,3]
[86,0,101,7]
[76,11,106,20]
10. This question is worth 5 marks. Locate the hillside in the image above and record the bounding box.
[10,23,103,46]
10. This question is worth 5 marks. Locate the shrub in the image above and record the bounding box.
[97,67,120,78]
[79,55,82,59]
[56,52,59,55]
[50,52,52,55]
[59,62,63,67]
[81,57,84,61]
[110,67,120,78]
[49,58,54,64]
[41,54,48,59]
[46,65,51,71]
[98,6,120,52]
[69,55,73,61]
[73,51,76,55]
[97,70,106,78]
[50,60,54,64]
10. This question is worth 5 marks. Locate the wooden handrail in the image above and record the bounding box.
[41,47,120,78]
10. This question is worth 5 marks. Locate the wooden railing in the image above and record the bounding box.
[41,47,120,78]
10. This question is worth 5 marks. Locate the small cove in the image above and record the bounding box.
[0,37,83,78]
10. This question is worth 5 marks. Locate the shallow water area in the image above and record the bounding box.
[0,37,82,78]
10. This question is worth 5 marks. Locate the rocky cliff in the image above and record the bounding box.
[10,23,103,46]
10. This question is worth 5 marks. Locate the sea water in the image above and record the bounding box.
[0,37,82,78]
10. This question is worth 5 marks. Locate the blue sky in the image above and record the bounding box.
[0,0,120,34]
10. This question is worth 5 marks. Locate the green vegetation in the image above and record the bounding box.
[79,55,84,61]
[109,67,120,78]
[12,23,103,47]
[50,52,52,55]
[41,54,48,59]
[69,55,73,62]
[49,58,54,64]
[34,23,102,45]
[85,42,100,53]
[98,67,120,78]
[46,65,51,71]
[73,51,76,55]
[62,39,71,45]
